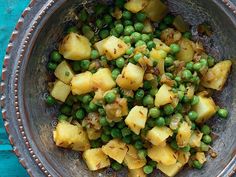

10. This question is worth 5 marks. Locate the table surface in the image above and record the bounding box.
[0,0,30,176]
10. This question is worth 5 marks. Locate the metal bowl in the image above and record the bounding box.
[1,0,236,176]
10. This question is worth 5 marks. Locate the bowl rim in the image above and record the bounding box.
[1,0,236,176]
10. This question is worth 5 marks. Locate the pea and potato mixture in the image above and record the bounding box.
[46,0,232,176]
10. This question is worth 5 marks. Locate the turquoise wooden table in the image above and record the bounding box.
[0,0,30,176]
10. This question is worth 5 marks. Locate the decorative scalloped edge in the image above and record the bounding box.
[0,0,235,177]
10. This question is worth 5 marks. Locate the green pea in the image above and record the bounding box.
[193,160,203,169]
[75,109,85,120]
[104,92,116,104]
[134,53,143,62]
[141,34,150,42]
[79,9,88,22]
[111,161,122,171]
[154,30,161,38]
[88,102,98,112]
[121,127,131,137]
[201,125,211,135]
[82,25,91,34]
[202,135,212,144]
[182,69,192,80]
[99,29,109,39]
[71,61,80,72]
[170,140,179,150]
[134,140,143,149]
[191,76,200,85]
[124,25,135,35]
[126,47,134,55]
[123,20,133,26]
[80,60,90,70]
[131,32,142,43]
[123,36,131,43]
[104,14,113,24]
[90,139,102,148]
[136,12,146,22]
[46,95,56,105]
[117,121,126,129]
[193,62,202,71]
[103,126,111,135]
[138,149,147,159]
[159,22,167,30]
[122,10,132,19]
[149,108,161,118]
[96,19,103,29]
[182,95,190,103]
[50,51,62,63]
[135,40,146,47]
[191,123,196,130]
[101,134,111,143]
[122,135,132,144]
[164,104,174,115]
[90,50,99,59]
[155,117,165,127]
[191,96,199,105]
[207,56,215,67]
[147,41,156,50]
[115,24,124,34]
[112,69,120,80]
[135,89,145,101]
[116,57,125,68]
[175,76,181,83]
[110,28,119,37]
[165,72,174,79]
[98,108,106,116]
[183,31,192,39]
[217,108,228,119]
[66,26,78,34]
[150,88,158,96]
[58,114,68,121]
[132,133,140,141]
[142,95,154,107]
[200,142,209,152]
[60,105,72,116]
[143,165,153,174]
[111,128,122,138]
[47,62,57,71]
[164,56,174,67]
[200,58,208,67]
[134,22,144,32]
[186,61,194,70]
[82,94,92,104]
[188,111,198,121]
[182,145,191,152]
[99,116,109,126]
[163,15,174,25]
[148,160,157,168]
[170,43,181,54]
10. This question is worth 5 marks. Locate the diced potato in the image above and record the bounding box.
[177,151,190,165]
[51,80,71,102]
[128,168,147,177]
[192,96,217,124]
[146,126,173,146]
[176,38,194,62]
[59,33,91,60]
[94,38,108,55]
[201,60,232,90]
[116,63,145,90]
[112,7,122,20]
[92,68,116,91]
[161,28,182,45]
[53,121,90,151]
[102,139,128,163]
[155,84,175,107]
[103,36,128,60]
[143,0,168,21]
[125,106,148,135]
[150,49,165,75]
[86,128,101,140]
[189,131,203,147]
[157,162,183,177]
[54,61,74,84]
[148,145,177,165]
[71,71,93,95]
[195,152,206,164]
[142,19,154,33]
[153,38,171,53]
[124,145,146,169]
[173,15,190,33]
[124,0,149,13]
[176,121,191,147]
[83,148,110,171]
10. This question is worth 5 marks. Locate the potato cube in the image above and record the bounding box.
[83,148,110,171]
[177,151,190,165]
[124,145,146,169]
[195,152,206,164]
[125,106,148,135]
[59,33,91,60]
[86,128,101,140]
[92,68,116,91]
[128,168,147,177]
[161,28,182,46]
[176,38,194,62]
[116,63,145,90]
[176,121,191,147]
[157,162,183,177]
[155,84,175,107]
[103,36,128,60]
[146,126,173,146]
[201,60,232,90]
[124,0,149,13]
[53,121,90,151]
[94,38,108,55]
[142,19,154,33]
[54,61,74,84]
[192,96,217,124]
[51,80,70,102]
[102,139,128,163]
[153,38,171,53]
[71,71,93,95]
[148,145,177,165]
[143,0,168,21]
[189,131,203,147]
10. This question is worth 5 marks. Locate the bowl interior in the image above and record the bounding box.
[22,0,236,176]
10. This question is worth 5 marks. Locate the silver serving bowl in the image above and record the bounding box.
[1,0,236,176]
